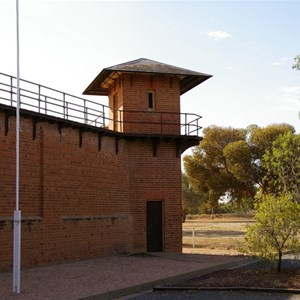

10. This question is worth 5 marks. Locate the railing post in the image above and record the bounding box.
[10,76,13,106]
[83,99,87,124]
[66,102,69,119]
[63,93,66,119]
[38,85,41,113]
[84,107,88,125]
[119,110,122,132]
[102,105,105,127]
[44,96,47,114]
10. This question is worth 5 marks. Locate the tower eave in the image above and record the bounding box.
[82,58,212,96]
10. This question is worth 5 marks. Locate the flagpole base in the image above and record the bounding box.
[13,210,21,293]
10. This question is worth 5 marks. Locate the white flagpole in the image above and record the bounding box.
[13,0,21,293]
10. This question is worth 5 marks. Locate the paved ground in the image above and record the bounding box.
[129,290,300,300]
[0,253,250,300]
[126,256,300,300]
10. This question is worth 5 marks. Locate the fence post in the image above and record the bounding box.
[192,227,195,249]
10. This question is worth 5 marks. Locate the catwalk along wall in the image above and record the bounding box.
[0,109,182,270]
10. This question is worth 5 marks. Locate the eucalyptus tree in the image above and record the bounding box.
[184,126,246,214]
[263,132,300,201]
[184,124,295,211]
[221,123,293,198]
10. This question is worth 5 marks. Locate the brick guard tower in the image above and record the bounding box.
[84,58,211,137]
[0,58,211,269]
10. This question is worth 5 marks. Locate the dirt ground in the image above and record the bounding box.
[182,214,253,255]
[172,260,300,289]
[180,215,300,290]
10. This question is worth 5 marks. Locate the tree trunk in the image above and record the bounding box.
[277,250,282,272]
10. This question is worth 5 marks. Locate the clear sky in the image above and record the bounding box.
[1,0,300,133]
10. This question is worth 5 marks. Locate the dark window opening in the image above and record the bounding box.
[148,91,155,110]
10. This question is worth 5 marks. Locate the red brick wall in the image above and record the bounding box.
[0,110,182,270]
[128,141,182,252]
[0,113,134,270]
[108,74,181,135]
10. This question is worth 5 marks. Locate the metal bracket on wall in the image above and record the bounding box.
[79,128,84,148]
[98,133,102,152]
[32,118,38,140]
[4,111,10,136]
[115,136,122,154]
[57,124,63,141]
[152,138,159,157]
[175,139,182,158]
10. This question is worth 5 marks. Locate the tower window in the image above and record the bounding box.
[148,91,155,111]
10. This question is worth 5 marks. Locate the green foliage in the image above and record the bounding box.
[248,123,294,158]
[184,126,247,213]
[246,123,295,193]
[184,124,294,212]
[223,140,257,198]
[292,54,300,70]
[263,132,300,201]
[182,173,206,215]
[243,194,300,272]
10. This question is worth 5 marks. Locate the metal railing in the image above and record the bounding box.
[0,72,202,136]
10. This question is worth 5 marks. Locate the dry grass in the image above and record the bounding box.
[182,215,254,255]
[180,215,300,290]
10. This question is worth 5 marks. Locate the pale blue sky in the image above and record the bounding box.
[1,0,300,133]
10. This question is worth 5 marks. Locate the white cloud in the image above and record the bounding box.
[266,86,300,112]
[271,57,290,66]
[206,30,232,41]
[226,65,235,70]
[280,86,300,94]
[271,62,281,66]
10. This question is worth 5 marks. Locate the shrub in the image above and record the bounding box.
[243,194,300,272]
